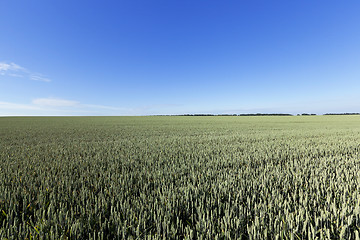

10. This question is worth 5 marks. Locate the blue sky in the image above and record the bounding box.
[1,0,360,115]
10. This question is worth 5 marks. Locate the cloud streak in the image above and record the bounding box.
[0,61,51,82]
[30,75,51,82]
[0,98,138,116]
[0,101,43,110]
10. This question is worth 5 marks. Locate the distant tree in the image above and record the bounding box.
[324,113,360,115]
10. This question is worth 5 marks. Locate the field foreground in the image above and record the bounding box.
[1,116,360,239]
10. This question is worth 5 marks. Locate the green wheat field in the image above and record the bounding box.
[1,116,360,239]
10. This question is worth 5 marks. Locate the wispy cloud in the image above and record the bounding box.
[0,101,43,110]
[0,62,25,75]
[0,61,51,82]
[8,73,25,78]
[30,74,51,82]
[0,98,138,116]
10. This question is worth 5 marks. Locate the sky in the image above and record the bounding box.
[1,0,360,116]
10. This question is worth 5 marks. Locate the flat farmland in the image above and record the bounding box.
[1,116,360,239]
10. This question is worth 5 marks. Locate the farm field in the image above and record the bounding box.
[1,116,360,239]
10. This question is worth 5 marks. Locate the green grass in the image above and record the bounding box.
[1,116,360,239]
